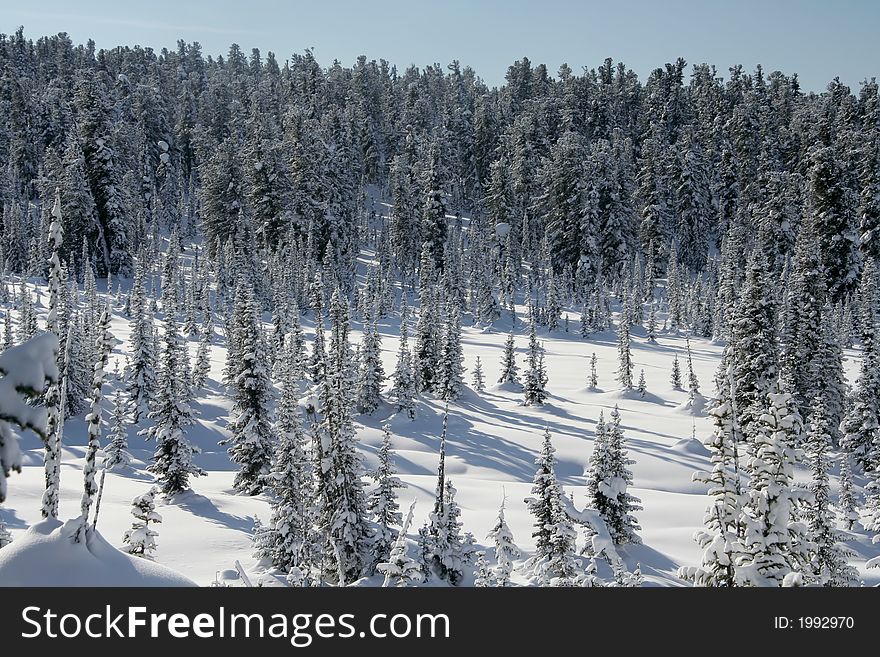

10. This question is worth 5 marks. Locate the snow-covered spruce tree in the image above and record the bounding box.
[474,551,494,587]
[837,454,859,531]
[523,317,546,405]
[437,300,464,401]
[0,517,11,549]
[223,273,249,386]
[308,272,327,388]
[546,273,561,332]
[861,123,880,263]
[808,144,860,299]
[183,282,198,337]
[425,411,465,584]
[671,354,682,389]
[314,289,371,584]
[586,406,641,545]
[17,285,37,343]
[616,307,633,390]
[368,424,406,570]
[673,129,712,270]
[390,298,416,419]
[588,352,598,390]
[143,315,204,497]
[737,386,812,586]
[75,305,113,541]
[471,356,485,392]
[525,427,580,585]
[415,252,441,392]
[191,317,213,390]
[160,229,181,315]
[730,250,779,444]
[804,395,859,586]
[428,479,466,585]
[605,406,642,544]
[526,426,561,561]
[378,500,421,588]
[637,369,647,398]
[0,333,59,504]
[780,220,826,416]
[288,302,307,380]
[646,303,658,343]
[223,283,275,495]
[356,317,384,414]
[259,368,314,576]
[271,286,292,356]
[816,304,847,447]
[679,365,744,587]
[498,331,520,385]
[62,311,92,419]
[415,524,432,583]
[104,388,131,471]
[487,494,522,586]
[125,261,157,424]
[840,259,880,470]
[475,270,501,327]
[2,311,13,351]
[666,243,684,332]
[539,129,586,275]
[580,303,591,338]
[41,187,65,519]
[421,150,448,272]
[686,337,700,398]
[864,463,880,545]
[122,486,162,560]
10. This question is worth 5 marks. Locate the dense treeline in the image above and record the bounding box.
[0,27,877,294]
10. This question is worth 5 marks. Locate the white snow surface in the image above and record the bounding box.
[0,518,195,586]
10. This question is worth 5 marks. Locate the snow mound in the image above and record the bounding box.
[491,381,523,393]
[670,436,710,456]
[599,388,665,404]
[0,519,197,587]
[675,393,708,416]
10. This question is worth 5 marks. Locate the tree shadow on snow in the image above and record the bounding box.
[387,400,542,483]
[0,506,28,529]
[617,543,684,584]
[169,491,257,534]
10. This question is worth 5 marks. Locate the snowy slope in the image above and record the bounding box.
[1,271,878,587]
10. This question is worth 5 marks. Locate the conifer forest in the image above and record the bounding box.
[0,25,879,588]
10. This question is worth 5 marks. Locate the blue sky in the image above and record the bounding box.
[3,0,878,91]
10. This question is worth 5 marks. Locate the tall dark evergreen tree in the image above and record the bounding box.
[804,395,859,586]
[498,331,520,385]
[586,406,641,545]
[525,427,579,585]
[840,259,880,470]
[437,300,464,401]
[143,315,205,496]
[314,289,371,584]
[258,361,315,576]
[356,317,385,414]
[425,410,465,585]
[523,316,547,405]
[730,250,779,444]
[808,145,860,299]
[390,298,416,419]
[368,424,406,570]
[125,260,157,424]
[223,282,275,495]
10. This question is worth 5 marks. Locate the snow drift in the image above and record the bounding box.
[0,518,196,586]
